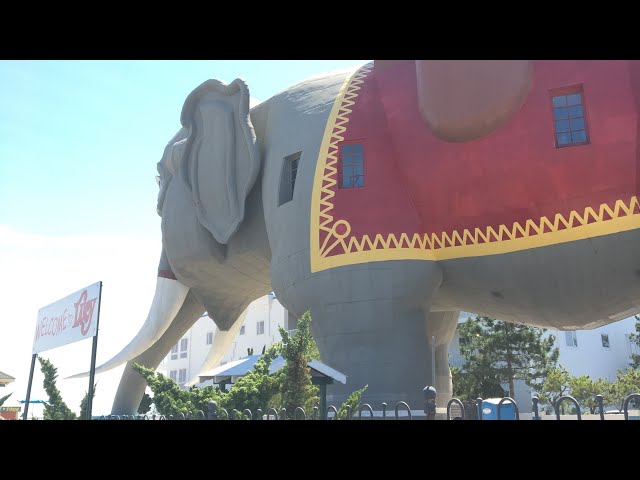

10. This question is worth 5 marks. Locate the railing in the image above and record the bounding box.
[101,391,640,420]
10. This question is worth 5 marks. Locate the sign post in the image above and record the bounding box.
[86,282,103,419]
[22,354,37,420]
[25,281,102,420]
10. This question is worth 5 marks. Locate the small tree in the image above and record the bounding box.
[0,392,11,407]
[608,368,640,411]
[457,316,559,398]
[568,375,611,415]
[630,315,640,369]
[137,393,153,415]
[278,310,319,415]
[38,357,77,420]
[223,343,281,414]
[131,363,226,416]
[79,383,97,420]
[337,385,368,419]
[536,366,571,414]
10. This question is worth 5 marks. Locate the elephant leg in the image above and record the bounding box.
[424,310,460,408]
[111,290,204,415]
[287,261,443,410]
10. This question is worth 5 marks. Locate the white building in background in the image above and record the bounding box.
[158,293,299,388]
[448,312,639,411]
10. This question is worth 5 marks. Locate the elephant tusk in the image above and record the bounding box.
[66,276,189,379]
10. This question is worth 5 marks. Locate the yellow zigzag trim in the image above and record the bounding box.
[309,63,640,272]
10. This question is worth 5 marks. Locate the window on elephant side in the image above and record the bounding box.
[257,321,265,335]
[601,333,610,348]
[240,325,245,336]
[549,85,589,148]
[340,142,364,188]
[278,152,301,206]
[180,338,188,358]
[170,343,178,360]
[206,331,213,345]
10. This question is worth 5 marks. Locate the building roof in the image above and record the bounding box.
[198,355,347,385]
[0,371,15,385]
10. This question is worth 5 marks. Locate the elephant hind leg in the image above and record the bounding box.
[111,291,204,415]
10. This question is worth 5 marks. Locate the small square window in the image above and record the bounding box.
[239,325,245,336]
[206,332,213,345]
[257,321,265,335]
[601,333,610,348]
[550,86,589,148]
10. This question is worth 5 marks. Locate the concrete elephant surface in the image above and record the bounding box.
[73,61,640,414]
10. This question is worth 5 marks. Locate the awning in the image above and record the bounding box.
[198,355,346,385]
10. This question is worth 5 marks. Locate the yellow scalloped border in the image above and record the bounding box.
[310,63,640,273]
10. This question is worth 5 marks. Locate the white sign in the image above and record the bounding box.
[32,282,101,354]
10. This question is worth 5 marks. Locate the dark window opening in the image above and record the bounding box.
[550,86,589,147]
[279,152,301,205]
[340,143,364,188]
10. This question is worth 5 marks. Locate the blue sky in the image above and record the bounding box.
[0,60,367,416]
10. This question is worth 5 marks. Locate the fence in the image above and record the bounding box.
[102,391,640,420]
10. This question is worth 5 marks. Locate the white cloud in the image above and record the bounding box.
[0,225,162,417]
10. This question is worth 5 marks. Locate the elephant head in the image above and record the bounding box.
[69,78,268,406]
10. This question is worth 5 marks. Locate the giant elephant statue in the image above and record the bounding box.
[73,60,640,414]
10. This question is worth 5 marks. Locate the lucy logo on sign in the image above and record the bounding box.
[73,290,97,336]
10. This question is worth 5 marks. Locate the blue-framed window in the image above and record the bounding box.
[340,143,364,188]
[551,87,589,147]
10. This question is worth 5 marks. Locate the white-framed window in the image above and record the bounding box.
[180,338,188,358]
[206,331,213,345]
[169,370,177,381]
[257,321,265,335]
[565,331,578,347]
[601,333,610,348]
[170,343,178,360]
[240,325,245,336]
[178,369,187,384]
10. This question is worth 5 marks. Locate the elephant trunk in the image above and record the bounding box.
[67,259,189,379]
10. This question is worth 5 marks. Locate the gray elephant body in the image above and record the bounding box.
[109,62,640,414]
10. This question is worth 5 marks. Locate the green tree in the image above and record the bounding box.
[608,368,640,411]
[277,310,320,415]
[568,375,612,415]
[337,385,368,419]
[456,316,559,398]
[630,315,640,369]
[137,393,153,415]
[131,363,226,417]
[223,343,281,414]
[79,383,97,420]
[536,365,571,414]
[0,392,11,407]
[38,357,77,420]
[451,366,506,402]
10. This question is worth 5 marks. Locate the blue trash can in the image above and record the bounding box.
[481,398,516,420]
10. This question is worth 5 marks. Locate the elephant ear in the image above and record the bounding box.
[180,78,260,244]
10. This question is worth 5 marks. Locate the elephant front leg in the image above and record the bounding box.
[425,310,460,409]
